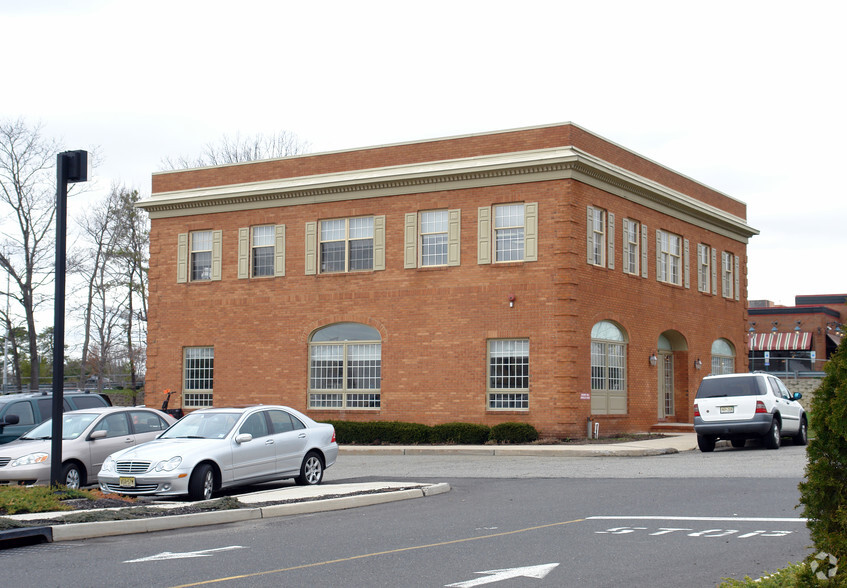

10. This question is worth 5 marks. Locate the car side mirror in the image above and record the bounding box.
[234,433,253,444]
[793,392,802,400]
[0,414,20,426]
[89,430,107,440]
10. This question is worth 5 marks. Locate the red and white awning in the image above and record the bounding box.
[748,331,812,351]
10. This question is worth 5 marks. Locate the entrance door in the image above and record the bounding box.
[659,352,674,418]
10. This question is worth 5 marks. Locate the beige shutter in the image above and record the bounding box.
[477,206,491,264]
[274,225,286,277]
[607,212,615,270]
[210,230,222,281]
[237,228,249,279]
[524,202,537,262]
[448,208,461,266]
[404,213,417,269]
[734,254,740,301]
[177,233,188,283]
[641,224,648,278]
[711,247,718,295]
[373,215,385,271]
[305,221,317,275]
[683,239,690,289]
[586,206,594,264]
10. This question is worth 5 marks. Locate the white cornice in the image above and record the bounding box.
[139,147,758,242]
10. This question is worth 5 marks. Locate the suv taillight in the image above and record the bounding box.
[693,403,700,417]
[331,430,336,443]
[755,400,767,414]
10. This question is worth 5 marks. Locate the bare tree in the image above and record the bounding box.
[160,130,310,169]
[0,118,62,391]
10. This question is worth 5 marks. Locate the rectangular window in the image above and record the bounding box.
[251,226,275,277]
[657,230,682,285]
[320,217,374,273]
[698,244,711,293]
[487,339,529,409]
[309,342,381,408]
[623,219,639,275]
[722,251,734,298]
[711,355,734,375]
[420,210,449,266]
[588,207,606,267]
[494,204,525,262]
[184,347,213,408]
[190,231,213,281]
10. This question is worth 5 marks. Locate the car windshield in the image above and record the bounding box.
[160,412,239,439]
[695,376,767,398]
[20,413,99,440]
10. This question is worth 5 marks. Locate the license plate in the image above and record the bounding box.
[119,476,136,488]
[720,406,735,414]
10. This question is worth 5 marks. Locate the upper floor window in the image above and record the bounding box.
[477,203,537,265]
[238,225,285,279]
[405,209,460,268]
[420,210,449,266]
[309,323,381,409]
[184,346,214,408]
[588,207,606,267]
[657,230,682,286]
[487,339,529,410]
[722,251,736,299]
[252,226,275,276]
[622,218,639,275]
[191,231,213,281]
[305,217,385,275]
[177,230,222,283]
[711,339,735,374]
[697,244,711,293]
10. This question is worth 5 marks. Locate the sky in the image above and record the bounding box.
[2,0,846,309]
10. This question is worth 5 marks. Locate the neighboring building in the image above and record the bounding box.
[138,123,758,438]
[748,294,846,373]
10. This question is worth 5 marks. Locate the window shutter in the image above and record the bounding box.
[683,239,690,289]
[237,228,249,279]
[607,212,615,269]
[373,215,386,271]
[696,244,704,292]
[274,224,286,277]
[448,209,461,266]
[711,247,718,295]
[655,230,662,281]
[734,254,740,301]
[211,230,222,281]
[177,233,188,283]
[524,202,538,262]
[622,219,630,274]
[477,206,491,264]
[305,221,317,275]
[404,213,417,268]
[641,224,648,278]
[586,206,594,264]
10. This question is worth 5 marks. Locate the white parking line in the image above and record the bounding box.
[588,516,807,523]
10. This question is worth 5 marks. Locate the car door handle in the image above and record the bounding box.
[124,437,133,443]
[298,433,307,439]
[265,439,274,445]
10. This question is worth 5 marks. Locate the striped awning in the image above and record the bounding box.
[748,331,812,351]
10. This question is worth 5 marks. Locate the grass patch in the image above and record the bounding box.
[0,486,133,515]
[718,560,835,587]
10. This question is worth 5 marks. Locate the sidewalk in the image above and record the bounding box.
[0,434,696,547]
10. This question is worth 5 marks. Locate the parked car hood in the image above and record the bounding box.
[108,437,230,461]
[0,438,53,459]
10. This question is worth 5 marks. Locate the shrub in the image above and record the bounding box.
[430,423,491,444]
[489,422,539,444]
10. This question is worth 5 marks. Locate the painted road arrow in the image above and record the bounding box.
[445,563,560,587]
[124,545,246,562]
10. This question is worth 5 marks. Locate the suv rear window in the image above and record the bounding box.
[71,395,109,409]
[695,376,767,399]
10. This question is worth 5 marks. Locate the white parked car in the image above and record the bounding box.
[98,405,338,500]
[693,372,807,452]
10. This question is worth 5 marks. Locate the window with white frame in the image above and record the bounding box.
[711,338,735,374]
[420,210,449,266]
[589,207,606,267]
[657,230,682,285]
[487,339,529,409]
[183,347,214,408]
[320,217,374,273]
[698,244,711,293]
[309,323,381,409]
[722,251,734,298]
[494,204,526,262]
[590,321,627,415]
[251,226,275,277]
[622,218,639,275]
[191,231,213,281]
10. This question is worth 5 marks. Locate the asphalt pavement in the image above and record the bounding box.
[0,434,697,547]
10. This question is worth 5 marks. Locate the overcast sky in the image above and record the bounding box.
[4,0,845,308]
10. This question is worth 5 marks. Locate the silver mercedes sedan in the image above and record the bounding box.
[98,405,338,501]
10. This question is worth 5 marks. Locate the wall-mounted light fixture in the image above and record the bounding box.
[649,352,658,367]
[771,321,779,333]
[508,294,516,308]
[794,320,802,331]
[748,321,756,333]
[694,358,702,370]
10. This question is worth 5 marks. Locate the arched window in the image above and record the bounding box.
[590,321,627,415]
[309,323,381,409]
[711,339,735,375]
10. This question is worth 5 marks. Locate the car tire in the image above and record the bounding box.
[697,434,716,452]
[61,462,84,489]
[730,439,746,449]
[793,416,808,446]
[188,464,215,501]
[295,451,324,485]
[764,418,781,450]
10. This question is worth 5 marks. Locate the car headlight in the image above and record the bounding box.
[10,452,49,467]
[154,456,182,472]
[101,456,116,473]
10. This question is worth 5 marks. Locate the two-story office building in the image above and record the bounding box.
[139,122,758,437]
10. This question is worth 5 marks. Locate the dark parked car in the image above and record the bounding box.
[0,392,112,445]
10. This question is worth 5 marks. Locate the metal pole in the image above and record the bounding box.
[3,269,8,394]
[50,154,69,487]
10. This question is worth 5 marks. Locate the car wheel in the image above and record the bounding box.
[295,451,324,485]
[188,464,215,500]
[730,439,746,449]
[697,434,716,452]
[61,462,84,489]
[764,418,781,449]
[793,417,808,446]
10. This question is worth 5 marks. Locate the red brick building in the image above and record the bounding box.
[139,123,758,438]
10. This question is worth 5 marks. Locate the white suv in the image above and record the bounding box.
[693,373,807,452]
